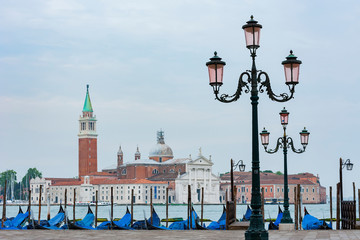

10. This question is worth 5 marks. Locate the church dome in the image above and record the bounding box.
[149,130,174,158]
[149,143,173,158]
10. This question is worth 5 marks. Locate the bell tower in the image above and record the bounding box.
[78,85,98,177]
[117,145,123,167]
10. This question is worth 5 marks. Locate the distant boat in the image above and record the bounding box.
[89,202,110,206]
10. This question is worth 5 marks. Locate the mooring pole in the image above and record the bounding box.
[47,190,51,220]
[73,188,76,223]
[166,187,169,228]
[149,187,152,225]
[64,189,67,211]
[95,190,98,227]
[201,187,204,226]
[28,188,31,225]
[187,185,190,230]
[189,185,192,230]
[38,185,42,224]
[261,187,264,222]
[111,187,114,223]
[1,181,7,228]
[294,186,298,230]
[353,182,356,202]
[330,186,333,227]
[336,183,340,230]
[297,184,302,229]
[131,188,134,225]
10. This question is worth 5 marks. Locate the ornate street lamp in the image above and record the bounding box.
[206,16,302,240]
[230,159,246,202]
[339,158,353,201]
[233,159,246,172]
[339,158,353,229]
[260,108,309,224]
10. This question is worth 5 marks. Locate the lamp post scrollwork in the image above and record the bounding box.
[206,15,302,240]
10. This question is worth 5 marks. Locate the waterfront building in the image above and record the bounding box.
[103,131,221,204]
[220,172,326,204]
[30,177,168,204]
[174,152,220,204]
[29,85,221,204]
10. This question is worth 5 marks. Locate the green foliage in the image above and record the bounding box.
[275,171,283,175]
[0,169,17,196]
[0,170,17,186]
[262,170,273,173]
[21,168,42,186]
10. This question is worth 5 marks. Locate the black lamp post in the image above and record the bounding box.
[260,108,310,224]
[206,16,302,240]
[339,158,353,202]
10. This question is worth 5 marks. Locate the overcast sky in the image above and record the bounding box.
[1,0,359,198]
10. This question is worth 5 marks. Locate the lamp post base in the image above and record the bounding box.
[279,223,295,231]
[245,229,268,240]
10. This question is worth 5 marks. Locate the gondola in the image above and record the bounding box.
[0,206,29,230]
[241,205,252,221]
[132,207,167,230]
[66,206,95,230]
[207,205,226,230]
[96,207,132,230]
[268,206,283,230]
[302,207,332,230]
[27,205,65,230]
[168,207,206,230]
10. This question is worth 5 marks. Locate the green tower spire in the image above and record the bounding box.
[83,84,93,112]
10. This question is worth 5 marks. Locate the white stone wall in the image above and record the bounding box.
[174,155,220,204]
[30,177,52,204]
[31,177,168,205]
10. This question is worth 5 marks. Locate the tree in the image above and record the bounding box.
[0,170,17,196]
[262,170,273,173]
[21,168,42,186]
[275,171,283,175]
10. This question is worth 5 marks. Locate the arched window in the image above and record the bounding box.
[169,169,175,173]
[121,169,127,175]
[152,169,159,174]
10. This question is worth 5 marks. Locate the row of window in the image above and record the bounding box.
[237,186,319,193]
[121,168,180,175]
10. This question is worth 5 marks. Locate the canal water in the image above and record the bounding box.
[1,203,342,223]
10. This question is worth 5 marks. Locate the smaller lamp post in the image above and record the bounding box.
[339,158,353,229]
[230,159,246,202]
[260,108,309,223]
[339,158,354,202]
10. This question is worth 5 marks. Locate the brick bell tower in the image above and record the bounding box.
[78,85,98,177]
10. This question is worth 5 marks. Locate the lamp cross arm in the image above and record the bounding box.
[215,72,250,103]
[264,137,283,154]
[287,137,306,153]
[258,71,295,103]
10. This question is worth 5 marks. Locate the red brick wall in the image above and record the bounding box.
[117,164,186,179]
[149,156,173,162]
[79,138,97,177]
